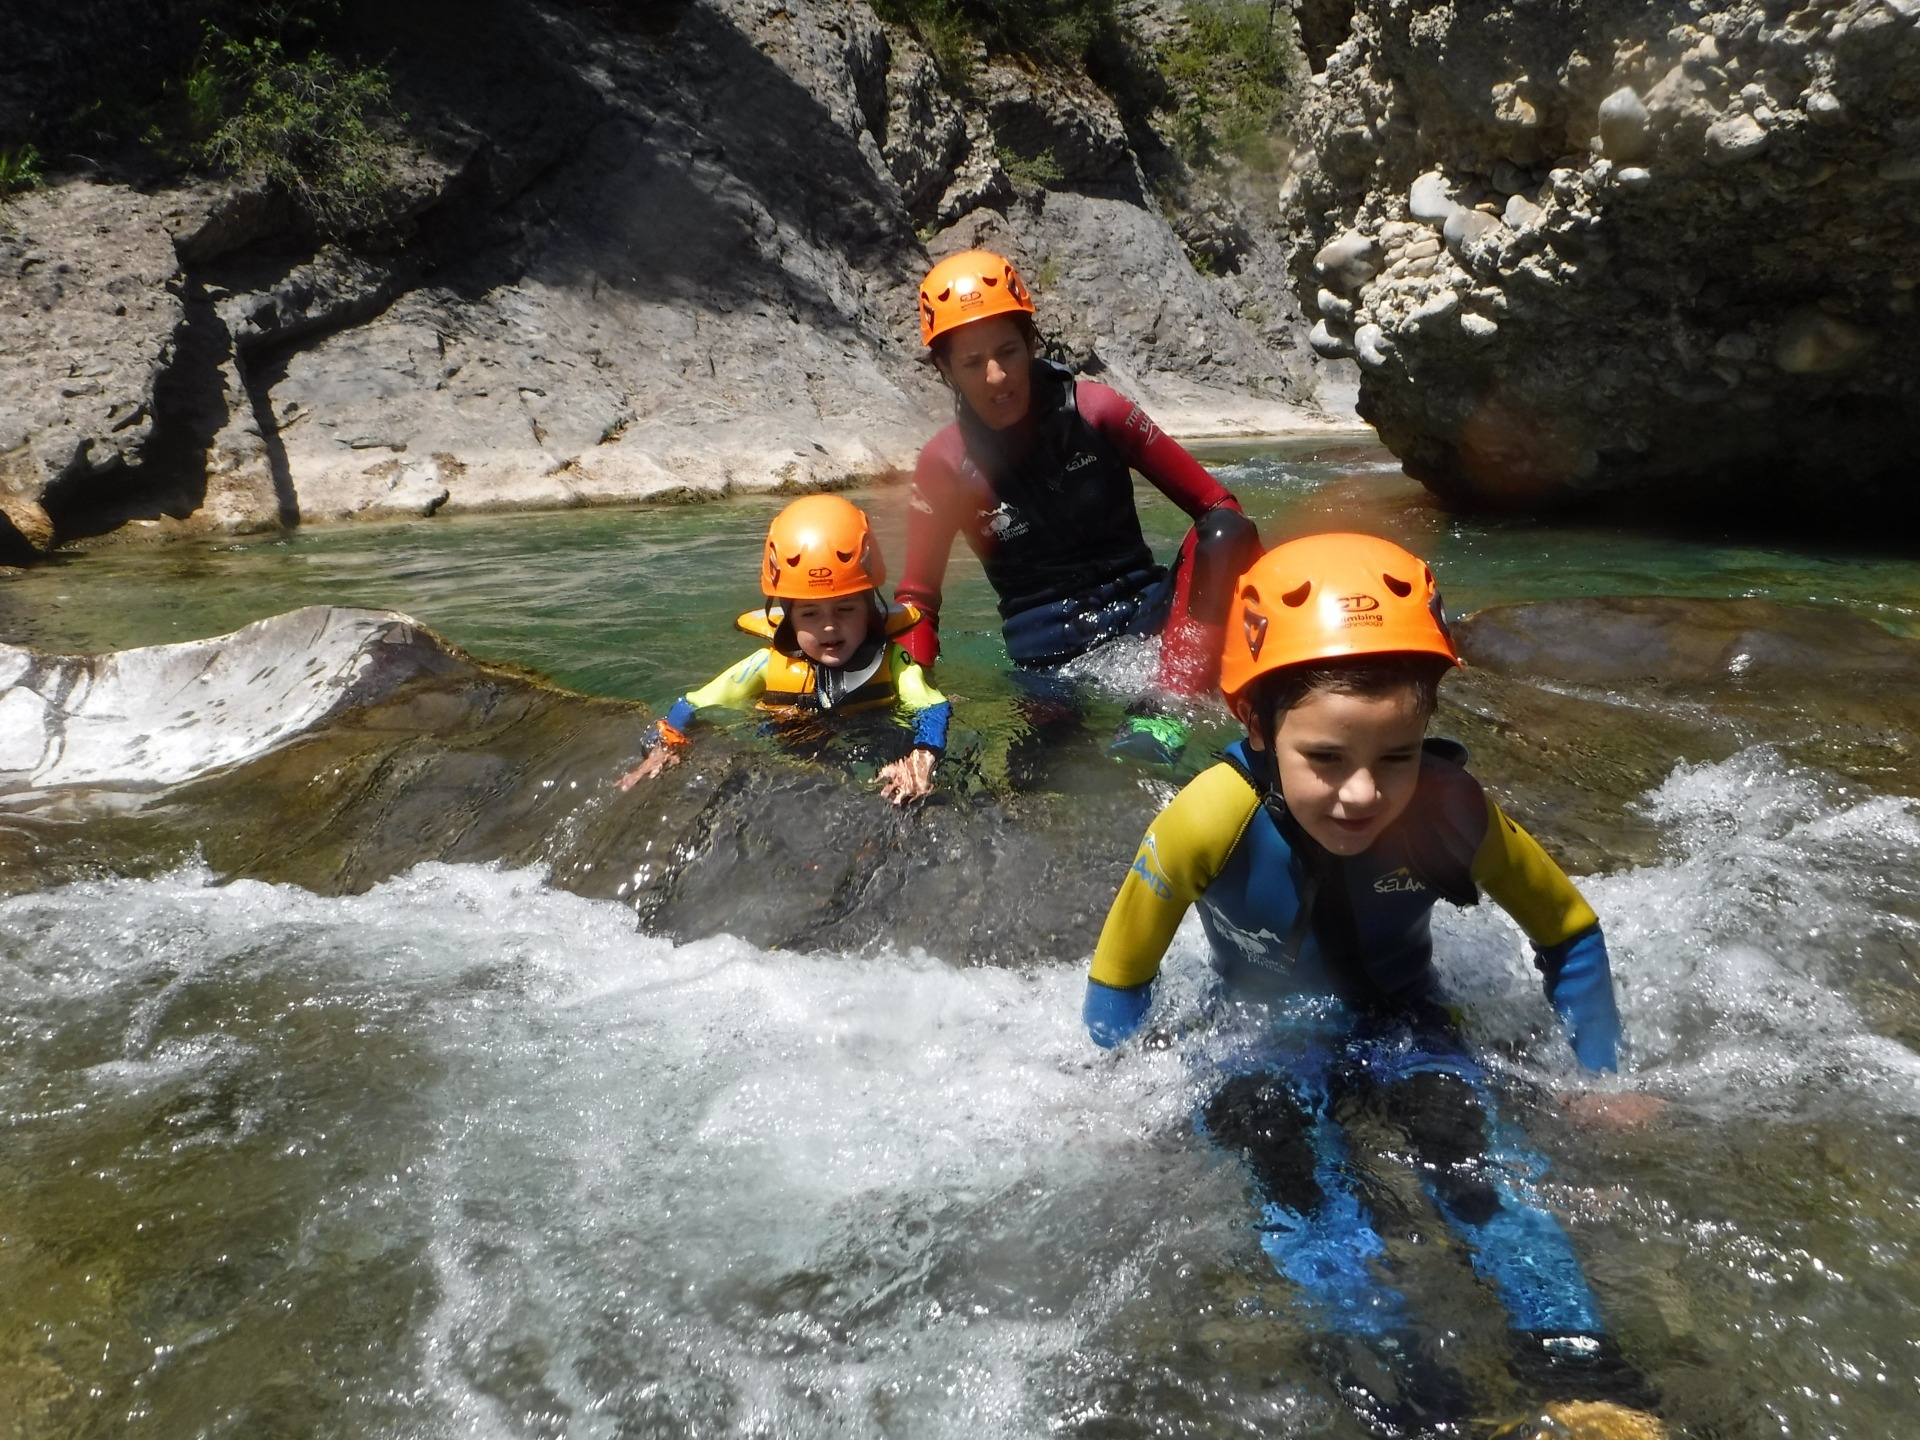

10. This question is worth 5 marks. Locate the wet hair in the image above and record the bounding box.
[927,311,1041,368]
[1243,653,1452,739]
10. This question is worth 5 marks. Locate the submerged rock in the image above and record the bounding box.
[9,594,1920,954]
[1449,596,1920,865]
[0,610,1151,965]
[1456,595,1920,685]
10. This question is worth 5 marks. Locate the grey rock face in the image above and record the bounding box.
[0,185,204,548]
[1279,0,1920,519]
[2,0,1334,554]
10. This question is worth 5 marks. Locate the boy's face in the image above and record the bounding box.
[1251,687,1428,856]
[789,594,872,667]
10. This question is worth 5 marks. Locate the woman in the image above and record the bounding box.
[893,249,1260,761]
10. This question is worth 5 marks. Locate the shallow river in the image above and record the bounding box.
[3,445,1919,1438]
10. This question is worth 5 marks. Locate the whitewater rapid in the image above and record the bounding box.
[4,747,1918,1435]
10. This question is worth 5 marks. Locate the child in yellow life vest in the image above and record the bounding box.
[1084,534,1661,1429]
[617,495,950,805]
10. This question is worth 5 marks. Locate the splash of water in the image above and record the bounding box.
[4,748,1919,1435]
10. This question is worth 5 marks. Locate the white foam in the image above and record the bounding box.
[5,746,1919,1431]
[0,862,1219,1437]
[1433,747,1920,1113]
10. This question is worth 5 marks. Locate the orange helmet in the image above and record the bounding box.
[761,494,885,601]
[919,249,1036,347]
[1217,533,1458,705]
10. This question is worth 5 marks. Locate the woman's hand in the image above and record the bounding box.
[1559,1090,1668,1131]
[617,745,682,791]
[877,748,937,805]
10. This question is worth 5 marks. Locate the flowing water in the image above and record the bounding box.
[3,443,1919,1438]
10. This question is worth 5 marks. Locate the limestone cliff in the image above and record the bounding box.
[1283,0,1920,522]
[0,0,1338,557]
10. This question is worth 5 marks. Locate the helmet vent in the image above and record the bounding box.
[784,552,801,567]
[836,548,855,562]
[1382,573,1413,597]
[1281,581,1312,607]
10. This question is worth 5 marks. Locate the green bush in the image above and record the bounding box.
[871,0,979,88]
[0,145,43,200]
[1001,146,1065,191]
[1163,0,1297,173]
[872,0,1125,89]
[196,30,406,237]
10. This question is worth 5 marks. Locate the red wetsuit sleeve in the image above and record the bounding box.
[1077,382,1241,519]
[893,425,970,666]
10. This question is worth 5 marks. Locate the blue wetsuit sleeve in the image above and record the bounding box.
[892,649,949,753]
[911,700,951,752]
[1535,925,1622,1073]
[642,696,699,753]
[1084,763,1262,1046]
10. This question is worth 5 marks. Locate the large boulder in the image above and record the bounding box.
[1281,0,1920,524]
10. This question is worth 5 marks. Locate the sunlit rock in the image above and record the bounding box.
[1597,86,1653,162]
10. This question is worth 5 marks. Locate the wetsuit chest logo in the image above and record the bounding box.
[1372,867,1428,895]
[1064,451,1097,473]
[979,501,1029,540]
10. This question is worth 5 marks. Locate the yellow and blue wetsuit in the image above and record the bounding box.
[1085,738,1626,1349]
[649,604,951,755]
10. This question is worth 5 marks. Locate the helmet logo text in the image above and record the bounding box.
[1338,594,1380,613]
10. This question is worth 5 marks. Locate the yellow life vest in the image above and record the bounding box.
[732,602,926,714]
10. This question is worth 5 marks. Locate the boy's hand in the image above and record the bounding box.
[1083,979,1153,1048]
[877,748,936,805]
[617,745,681,791]
[1559,1091,1668,1131]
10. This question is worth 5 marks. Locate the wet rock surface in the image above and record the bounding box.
[0,609,1146,964]
[1,0,1336,555]
[1450,596,1920,872]
[1282,0,1920,524]
[6,596,1918,962]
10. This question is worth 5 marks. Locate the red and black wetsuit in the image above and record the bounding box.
[895,359,1252,689]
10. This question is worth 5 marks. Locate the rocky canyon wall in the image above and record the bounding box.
[0,0,1335,557]
[1283,0,1920,524]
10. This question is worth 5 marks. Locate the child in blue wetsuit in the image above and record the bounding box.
[1082,534,1656,1429]
[618,495,951,806]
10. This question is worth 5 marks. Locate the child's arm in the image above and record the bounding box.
[1083,765,1261,1047]
[877,652,950,804]
[617,650,771,789]
[1470,796,1622,1072]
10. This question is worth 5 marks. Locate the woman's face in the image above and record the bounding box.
[788,594,872,667]
[935,316,1034,430]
